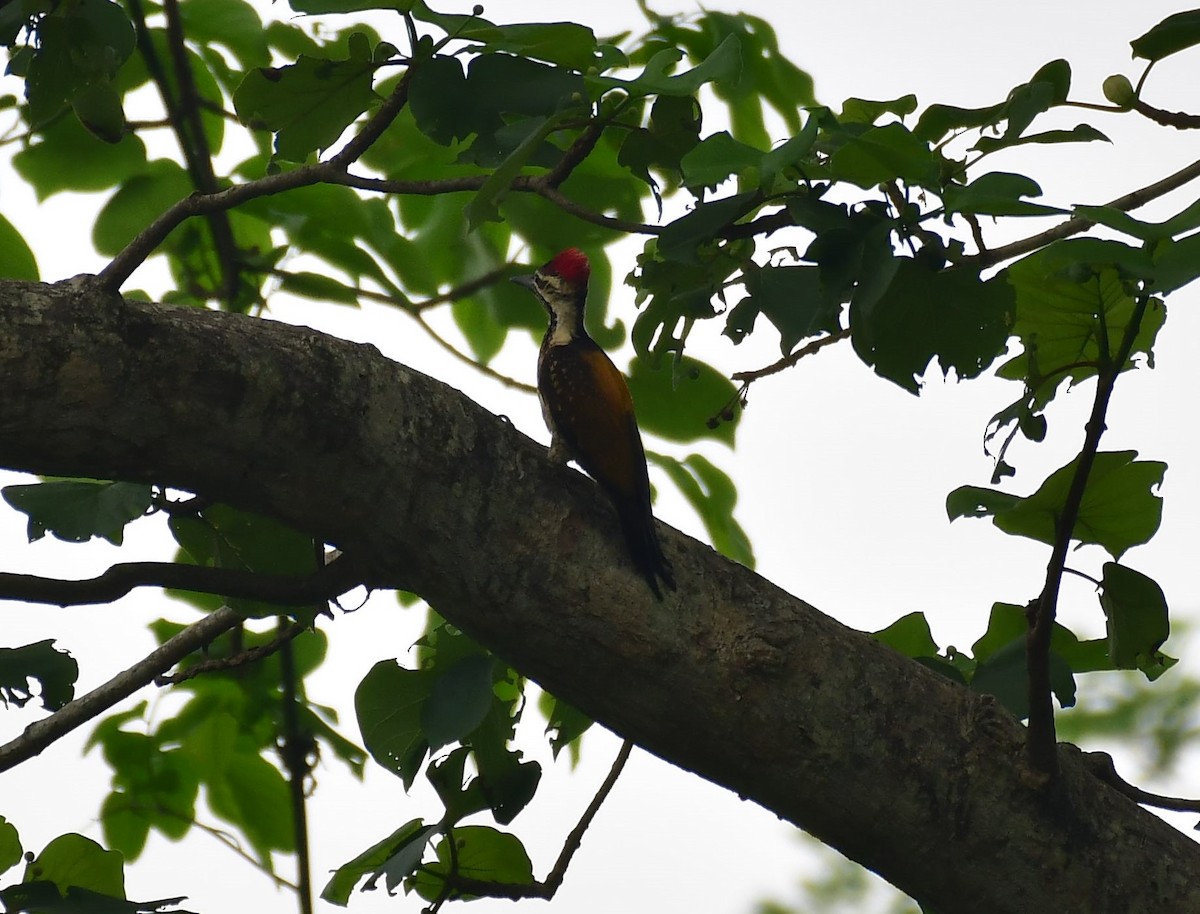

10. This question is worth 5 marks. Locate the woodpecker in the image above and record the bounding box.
[512,248,676,599]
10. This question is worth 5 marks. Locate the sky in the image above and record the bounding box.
[3,1,1200,912]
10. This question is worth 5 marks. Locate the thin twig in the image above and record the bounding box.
[969,157,1200,269]
[731,328,851,384]
[154,620,309,685]
[430,739,634,900]
[0,606,242,772]
[413,312,537,394]
[278,616,315,914]
[1083,750,1200,813]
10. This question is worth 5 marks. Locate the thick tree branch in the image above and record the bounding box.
[1,277,1199,913]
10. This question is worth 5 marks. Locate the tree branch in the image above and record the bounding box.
[0,557,364,608]
[1025,291,1150,776]
[432,740,632,901]
[0,606,242,772]
[2,278,1199,912]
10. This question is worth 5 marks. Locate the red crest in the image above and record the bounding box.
[544,248,591,284]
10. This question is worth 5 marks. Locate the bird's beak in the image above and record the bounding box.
[510,273,537,291]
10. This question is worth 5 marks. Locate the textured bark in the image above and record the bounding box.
[1,276,1197,912]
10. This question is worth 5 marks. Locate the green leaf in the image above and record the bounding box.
[588,34,741,99]
[952,451,1165,559]
[25,834,125,899]
[829,122,938,188]
[0,640,78,711]
[914,101,1005,144]
[355,661,434,789]
[649,452,753,567]
[13,117,148,201]
[0,213,38,280]
[445,20,600,71]
[427,746,492,823]
[679,131,763,191]
[409,826,534,902]
[70,77,126,143]
[2,481,152,545]
[179,0,270,68]
[970,637,1076,719]
[421,655,496,752]
[464,112,568,229]
[1001,240,1164,402]
[873,613,940,658]
[233,54,376,161]
[1131,10,1200,61]
[1150,230,1200,294]
[93,159,193,257]
[657,191,760,260]
[1100,562,1172,678]
[538,693,592,762]
[943,172,1067,217]
[627,356,738,445]
[850,261,1014,393]
[321,818,436,904]
[0,817,20,877]
[973,123,1109,154]
[731,263,843,353]
[278,270,361,305]
[839,94,918,125]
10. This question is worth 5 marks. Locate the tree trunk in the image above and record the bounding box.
[1,276,1196,913]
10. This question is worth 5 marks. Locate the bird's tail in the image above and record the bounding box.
[616,499,676,600]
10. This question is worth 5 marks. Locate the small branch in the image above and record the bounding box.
[431,740,633,901]
[278,616,315,914]
[1025,291,1150,776]
[413,312,537,394]
[162,0,241,305]
[1132,100,1200,130]
[154,619,309,685]
[544,117,608,189]
[0,557,364,608]
[98,73,413,292]
[0,606,242,772]
[1083,750,1200,813]
[731,328,851,384]
[970,156,1200,269]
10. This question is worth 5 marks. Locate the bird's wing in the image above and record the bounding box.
[538,340,650,504]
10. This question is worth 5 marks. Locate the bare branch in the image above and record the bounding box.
[0,606,242,772]
[731,329,851,384]
[0,557,364,608]
[155,619,309,685]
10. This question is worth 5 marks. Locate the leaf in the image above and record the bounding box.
[0,640,78,711]
[970,637,1076,719]
[0,817,20,877]
[950,451,1165,560]
[1131,10,1200,61]
[93,160,193,257]
[321,818,436,904]
[657,191,760,260]
[233,54,376,161]
[421,655,496,752]
[1100,562,1172,678]
[464,112,568,229]
[25,834,125,899]
[206,750,293,857]
[627,356,738,445]
[0,213,38,280]
[649,452,753,567]
[12,117,148,201]
[850,261,1014,393]
[2,480,153,545]
[873,613,940,658]
[973,124,1109,154]
[278,270,361,304]
[679,131,763,191]
[943,172,1067,217]
[732,263,842,353]
[588,34,741,99]
[829,122,938,188]
[354,660,434,789]
[178,0,270,69]
[538,693,592,761]
[839,94,918,125]
[409,826,534,902]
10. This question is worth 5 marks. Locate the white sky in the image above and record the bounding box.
[3,1,1200,912]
